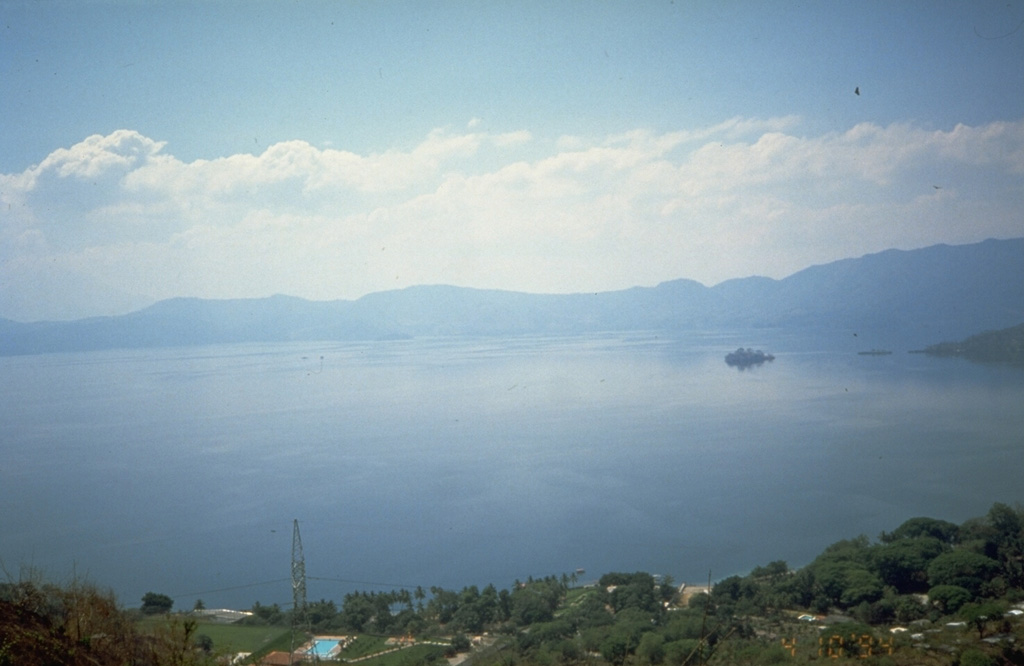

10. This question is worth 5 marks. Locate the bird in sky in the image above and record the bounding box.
[855,86,860,95]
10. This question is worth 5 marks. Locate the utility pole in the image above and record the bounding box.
[290,519,314,665]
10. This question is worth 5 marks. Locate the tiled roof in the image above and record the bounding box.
[257,651,294,666]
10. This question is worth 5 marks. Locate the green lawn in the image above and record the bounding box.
[191,622,291,655]
[136,616,290,656]
[338,634,390,659]
[345,643,447,666]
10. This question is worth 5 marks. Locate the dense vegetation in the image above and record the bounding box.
[0,578,215,666]
[924,322,1024,365]
[3,503,1023,665]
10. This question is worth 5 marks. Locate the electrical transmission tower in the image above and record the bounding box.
[290,519,315,665]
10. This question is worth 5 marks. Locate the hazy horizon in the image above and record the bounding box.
[2,2,1023,321]
[3,235,1021,325]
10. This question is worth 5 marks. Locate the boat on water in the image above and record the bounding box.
[725,348,775,367]
[857,349,893,355]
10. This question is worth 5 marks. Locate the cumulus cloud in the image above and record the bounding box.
[1,117,1022,321]
[37,130,167,180]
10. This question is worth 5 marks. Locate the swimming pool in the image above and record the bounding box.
[307,639,340,658]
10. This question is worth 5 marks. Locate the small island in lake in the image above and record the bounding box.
[725,347,775,367]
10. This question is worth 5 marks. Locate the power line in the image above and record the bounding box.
[307,575,425,590]
[168,574,428,607]
[171,578,291,601]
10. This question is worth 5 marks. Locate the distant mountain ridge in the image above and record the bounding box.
[1,238,1022,356]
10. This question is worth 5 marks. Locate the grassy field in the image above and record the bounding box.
[136,616,290,656]
[338,634,390,659]
[191,622,290,655]
[344,643,447,666]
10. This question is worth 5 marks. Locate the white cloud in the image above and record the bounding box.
[2,118,1022,321]
[37,130,166,180]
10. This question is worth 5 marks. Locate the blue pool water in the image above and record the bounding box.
[309,640,339,658]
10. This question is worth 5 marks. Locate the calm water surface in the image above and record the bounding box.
[2,332,1022,610]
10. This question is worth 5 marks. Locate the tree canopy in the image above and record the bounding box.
[141,591,174,615]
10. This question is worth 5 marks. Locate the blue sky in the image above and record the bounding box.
[2,0,1023,321]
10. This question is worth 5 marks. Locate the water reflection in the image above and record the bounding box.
[0,334,1021,608]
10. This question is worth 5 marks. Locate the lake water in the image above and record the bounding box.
[2,332,1022,611]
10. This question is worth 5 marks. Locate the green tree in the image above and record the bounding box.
[637,632,666,665]
[450,634,472,653]
[880,516,959,544]
[986,502,1024,587]
[893,594,927,622]
[556,638,581,664]
[872,537,946,593]
[600,633,631,666]
[662,612,707,642]
[928,584,973,613]
[687,591,710,611]
[986,502,1022,543]
[479,583,501,624]
[427,587,460,624]
[607,572,659,614]
[664,639,700,666]
[391,607,423,636]
[960,601,1007,639]
[369,592,395,632]
[659,574,676,604]
[768,567,814,608]
[308,598,338,627]
[340,592,374,631]
[498,587,513,621]
[838,568,884,607]
[141,591,174,615]
[517,619,574,652]
[564,591,613,629]
[511,580,561,625]
[194,633,214,653]
[927,550,1001,596]
[811,559,882,609]
[414,585,426,611]
[958,516,1000,558]
[243,600,285,625]
[451,601,484,634]
[819,535,873,563]
[808,536,879,609]
[852,598,894,625]
[750,560,789,579]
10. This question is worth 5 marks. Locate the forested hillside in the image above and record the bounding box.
[924,322,1024,366]
[3,503,1023,665]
